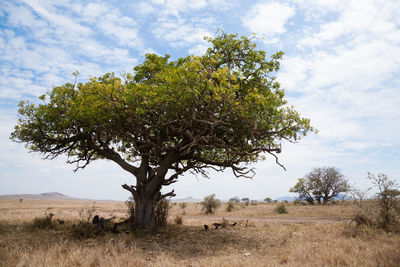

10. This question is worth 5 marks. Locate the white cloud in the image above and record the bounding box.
[24,0,91,37]
[1,0,400,199]
[0,1,140,99]
[78,2,143,48]
[275,0,400,172]
[136,2,156,15]
[298,0,400,48]
[152,0,208,16]
[242,2,295,42]
[152,17,212,49]
[207,0,234,10]
[188,43,209,56]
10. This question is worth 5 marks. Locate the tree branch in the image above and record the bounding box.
[159,189,176,200]
[122,184,138,198]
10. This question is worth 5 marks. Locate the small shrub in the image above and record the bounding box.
[78,202,98,222]
[352,212,375,227]
[154,198,170,227]
[179,202,187,209]
[351,173,400,233]
[32,213,55,230]
[241,197,250,206]
[275,204,288,214]
[226,201,235,212]
[179,202,186,215]
[174,215,183,225]
[201,194,221,214]
[293,199,307,205]
[71,221,99,239]
[125,196,135,221]
[250,200,258,206]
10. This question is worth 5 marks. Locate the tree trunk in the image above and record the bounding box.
[133,186,161,229]
[121,153,177,229]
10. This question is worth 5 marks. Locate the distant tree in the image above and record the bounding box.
[10,32,314,229]
[290,167,350,205]
[289,178,315,204]
[201,194,221,214]
[229,196,240,203]
[368,172,400,231]
[264,197,272,203]
[241,197,250,206]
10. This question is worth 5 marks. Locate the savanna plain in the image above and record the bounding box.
[1,199,399,267]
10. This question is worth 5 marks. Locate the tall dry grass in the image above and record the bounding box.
[0,199,399,266]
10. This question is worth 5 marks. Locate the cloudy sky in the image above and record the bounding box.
[1,0,399,201]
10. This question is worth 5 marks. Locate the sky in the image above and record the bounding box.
[0,0,399,201]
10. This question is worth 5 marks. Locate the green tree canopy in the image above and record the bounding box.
[11,33,315,228]
[290,167,349,205]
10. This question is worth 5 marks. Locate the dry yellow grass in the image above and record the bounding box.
[1,199,399,266]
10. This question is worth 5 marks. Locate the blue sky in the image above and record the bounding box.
[1,0,399,201]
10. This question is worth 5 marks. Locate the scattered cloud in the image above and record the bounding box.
[152,17,212,48]
[242,2,295,43]
[1,0,399,199]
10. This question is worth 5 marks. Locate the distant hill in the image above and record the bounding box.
[275,196,296,202]
[0,192,76,200]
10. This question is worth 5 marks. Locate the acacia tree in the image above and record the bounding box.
[11,33,314,229]
[289,178,315,204]
[290,167,349,205]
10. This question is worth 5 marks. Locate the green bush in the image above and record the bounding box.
[201,194,221,214]
[274,204,288,214]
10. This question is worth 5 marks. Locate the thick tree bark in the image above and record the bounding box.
[121,153,177,229]
[122,181,161,229]
[134,186,160,229]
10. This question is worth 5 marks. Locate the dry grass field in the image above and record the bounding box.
[1,199,399,266]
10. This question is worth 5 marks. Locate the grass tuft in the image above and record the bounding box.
[71,221,101,239]
[174,215,183,225]
[32,213,55,230]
